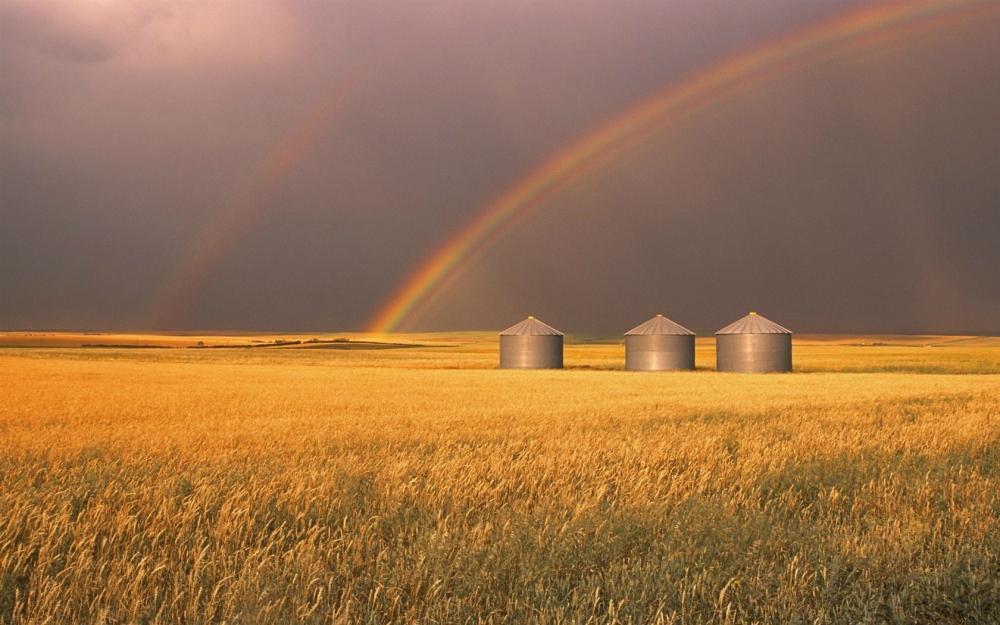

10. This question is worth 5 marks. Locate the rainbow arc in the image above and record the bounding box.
[366,0,994,333]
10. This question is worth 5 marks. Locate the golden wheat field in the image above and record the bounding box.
[2,334,1000,623]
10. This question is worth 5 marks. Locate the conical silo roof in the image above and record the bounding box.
[625,314,695,336]
[716,312,791,335]
[500,317,564,336]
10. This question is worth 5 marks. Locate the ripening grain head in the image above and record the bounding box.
[1,340,999,622]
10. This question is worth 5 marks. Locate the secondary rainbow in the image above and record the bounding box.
[366,0,994,333]
[145,84,356,328]
[145,24,434,328]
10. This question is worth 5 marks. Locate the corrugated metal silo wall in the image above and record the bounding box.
[499,335,563,369]
[716,334,792,373]
[625,335,695,371]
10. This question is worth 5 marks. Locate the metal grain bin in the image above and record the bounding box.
[625,314,695,371]
[715,312,792,373]
[499,317,563,369]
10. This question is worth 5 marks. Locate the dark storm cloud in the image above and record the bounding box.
[0,0,138,64]
[1,0,996,333]
[1,11,113,64]
[427,14,1000,335]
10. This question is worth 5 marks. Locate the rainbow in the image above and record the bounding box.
[145,79,359,327]
[145,24,431,328]
[366,0,994,333]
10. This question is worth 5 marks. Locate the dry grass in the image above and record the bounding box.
[1,336,1000,623]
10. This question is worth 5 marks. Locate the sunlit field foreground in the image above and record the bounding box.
[2,335,1000,623]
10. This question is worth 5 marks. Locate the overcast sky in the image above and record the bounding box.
[1,0,998,334]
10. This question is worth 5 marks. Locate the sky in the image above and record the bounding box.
[1,0,998,334]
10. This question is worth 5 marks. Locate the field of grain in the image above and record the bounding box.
[2,335,1000,623]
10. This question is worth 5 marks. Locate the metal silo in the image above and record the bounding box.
[715,312,792,373]
[499,317,564,369]
[625,314,695,371]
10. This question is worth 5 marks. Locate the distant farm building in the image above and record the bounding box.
[624,314,696,371]
[499,317,564,369]
[715,312,792,373]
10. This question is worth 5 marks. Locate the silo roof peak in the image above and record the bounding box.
[716,312,791,335]
[500,317,563,336]
[625,315,695,336]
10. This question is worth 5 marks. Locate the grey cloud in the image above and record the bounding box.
[0,1,164,64]
[1,0,996,333]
